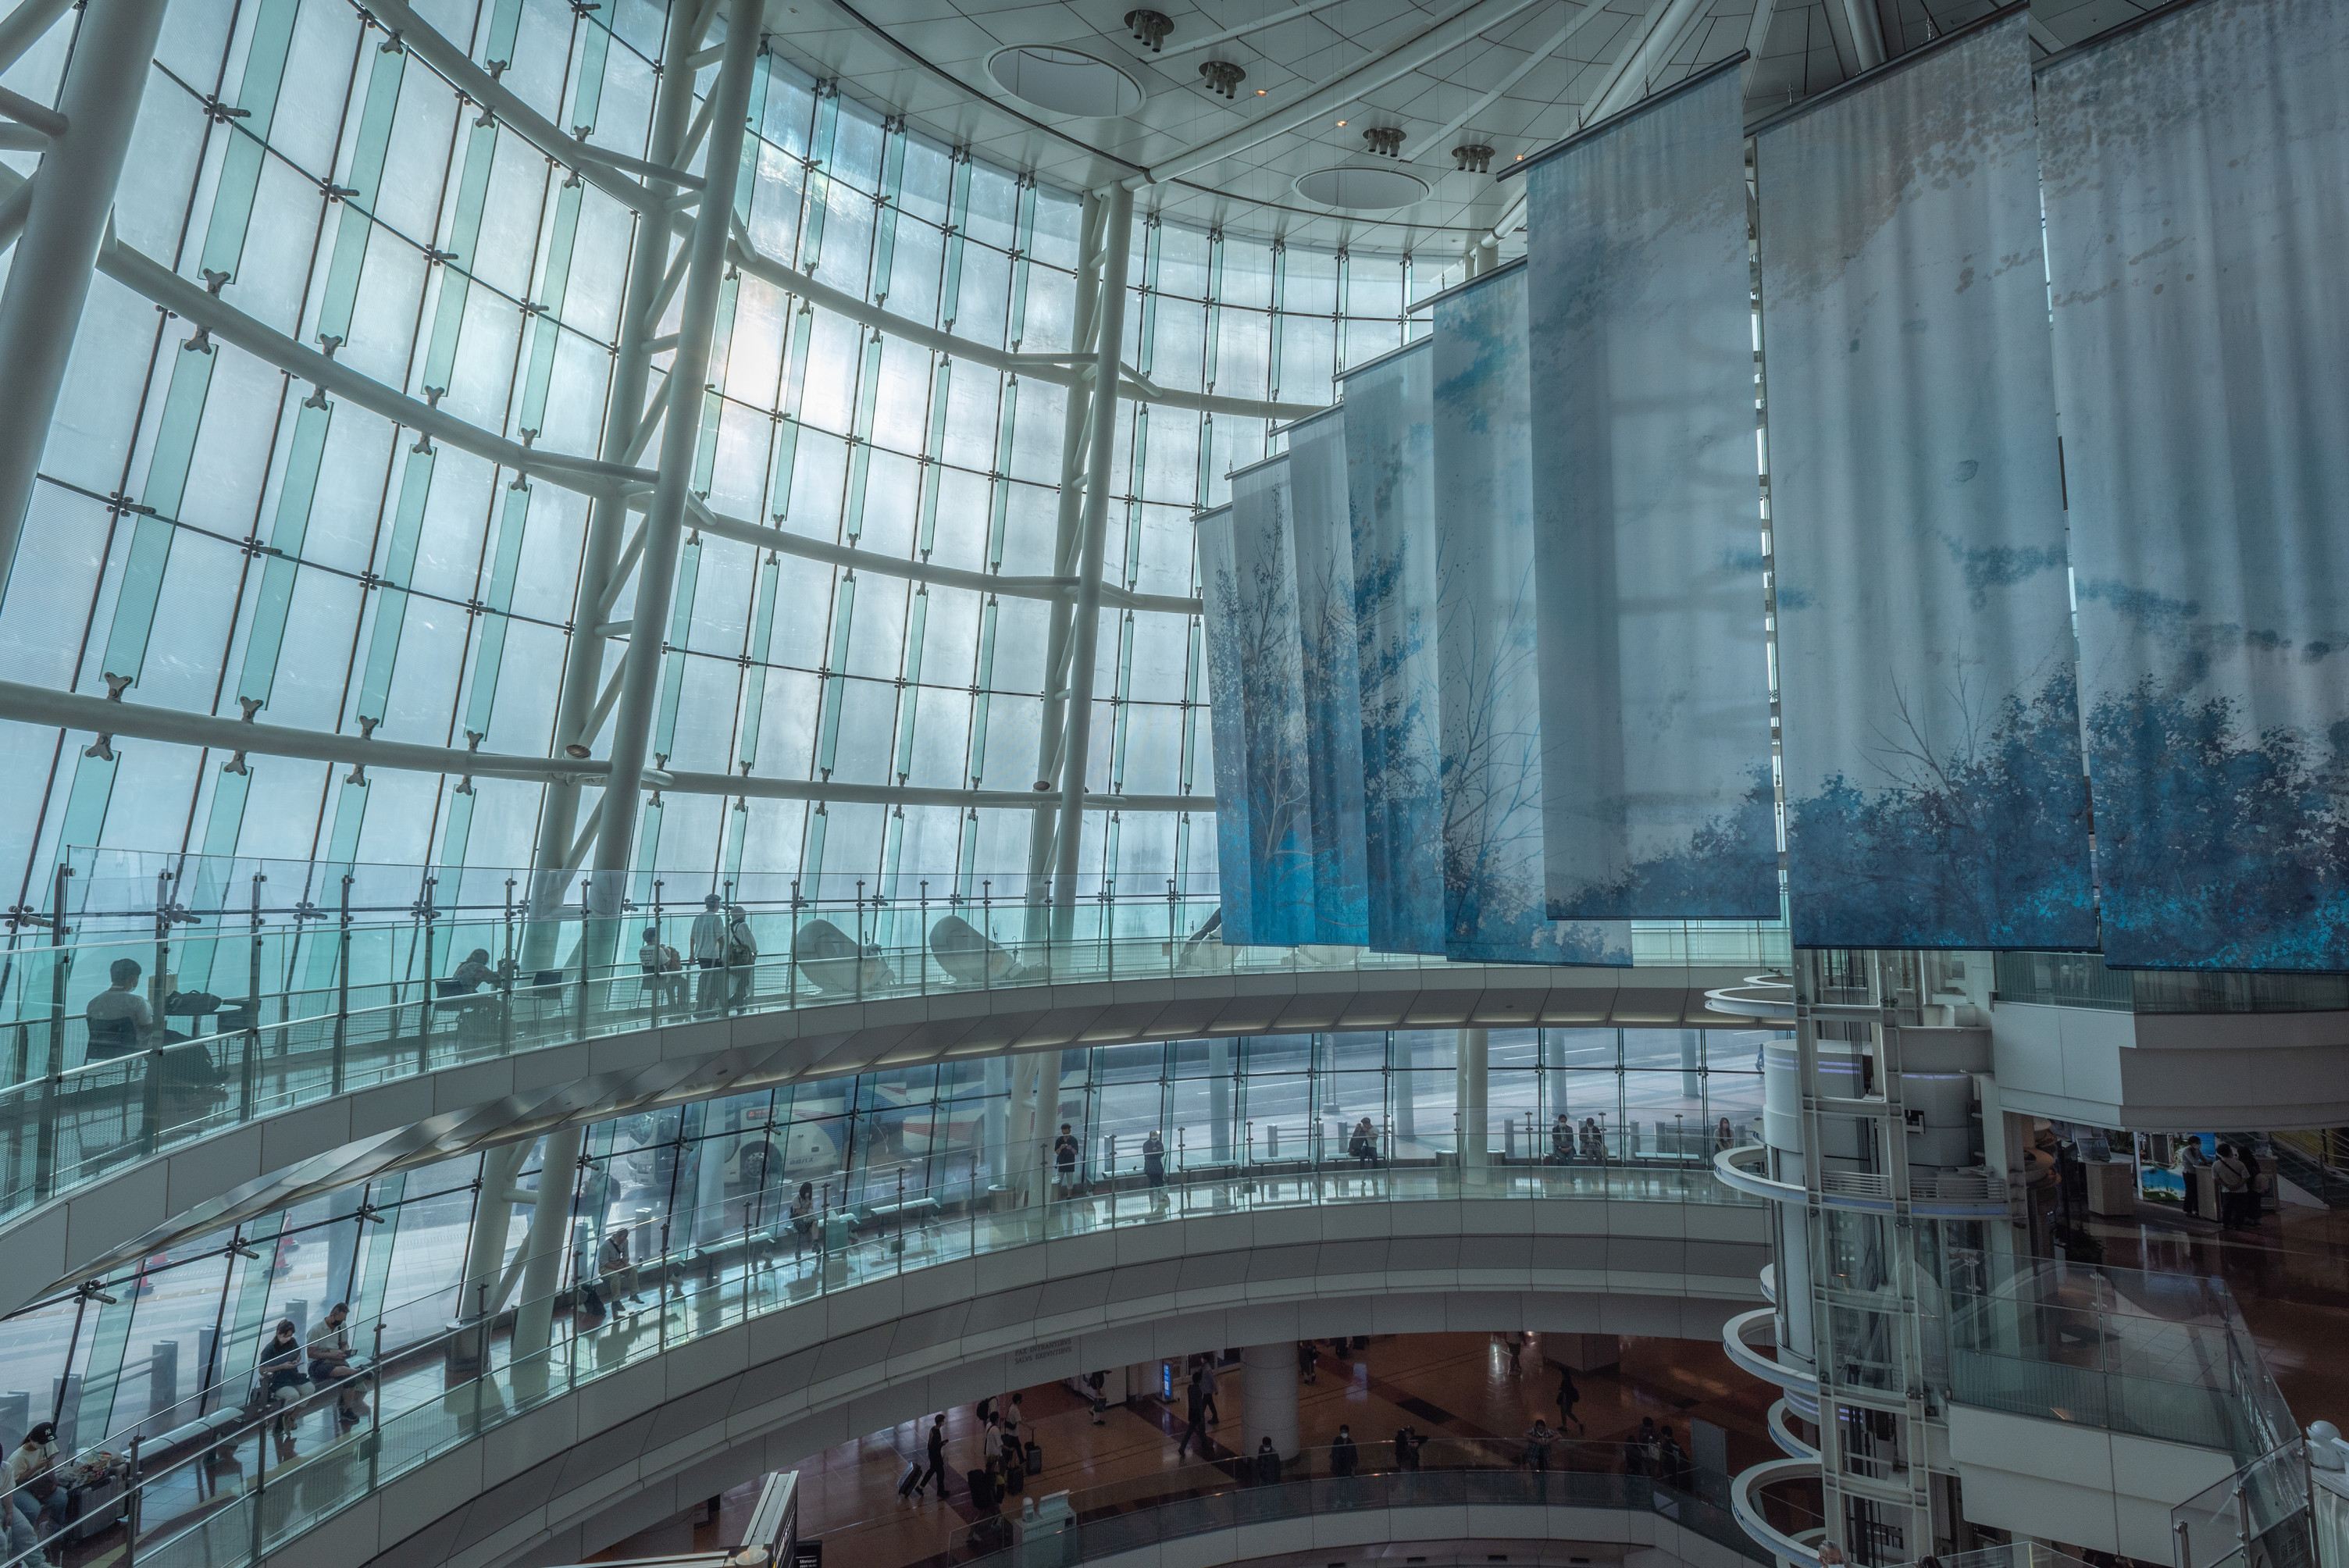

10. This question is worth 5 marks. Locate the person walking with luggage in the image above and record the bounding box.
[922,1413,950,1501]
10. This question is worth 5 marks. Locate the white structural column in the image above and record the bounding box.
[526,1,718,957]
[1457,1027,1489,1167]
[1241,1343,1302,1461]
[511,1125,585,1358]
[1050,184,1137,939]
[1026,191,1107,935]
[0,0,169,590]
[587,0,765,921]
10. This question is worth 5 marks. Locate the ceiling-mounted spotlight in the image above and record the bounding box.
[1362,126,1405,158]
[1125,9,1174,51]
[1199,59,1246,98]
[1452,142,1495,173]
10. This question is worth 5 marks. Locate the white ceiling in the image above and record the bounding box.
[750,0,2169,255]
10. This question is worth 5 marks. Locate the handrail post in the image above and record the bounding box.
[46,862,73,1078]
[123,1432,141,1567]
[332,874,351,1095]
[368,1319,383,1488]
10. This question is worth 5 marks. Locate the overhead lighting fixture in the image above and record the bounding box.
[1199,59,1246,98]
[1335,118,1346,127]
[1451,142,1494,173]
[1124,9,1174,52]
[1362,126,1405,158]
[1255,87,1267,95]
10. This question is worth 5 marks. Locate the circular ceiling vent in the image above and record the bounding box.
[1293,165,1430,211]
[988,46,1144,118]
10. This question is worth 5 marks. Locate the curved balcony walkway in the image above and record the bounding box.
[0,935,1751,1314]
[20,1164,1766,1568]
[815,1444,1767,1568]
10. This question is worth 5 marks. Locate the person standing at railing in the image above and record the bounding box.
[1331,1425,1358,1477]
[690,895,728,1014]
[639,928,685,1008]
[1715,1117,1735,1153]
[1253,1435,1281,1485]
[725,907,757,1008]
[1143,1129,1168,1213]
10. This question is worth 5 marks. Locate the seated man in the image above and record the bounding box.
[307,1302,368,1427]
[84,957,155,1060]
[257,1319,308,1437]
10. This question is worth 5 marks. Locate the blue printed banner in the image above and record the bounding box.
[1759,12,2095,950]
[1339,343,1445,954]
[1228,455,1316,945]
[2041,0,2349,970]
[1432,268,1630,966]
[1193,503,1256,943]
[1285,408,1371,945]
[1525,65,1777,922]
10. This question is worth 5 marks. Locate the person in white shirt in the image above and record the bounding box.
[5,1420,66,1561]
[690,895,728,1013]
[84,957,155,1060]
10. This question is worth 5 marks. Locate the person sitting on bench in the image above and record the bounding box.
[258,1320,308,1438]
[308,1302,368,1427]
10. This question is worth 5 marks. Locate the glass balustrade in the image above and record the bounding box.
[0,1139,1759,1568]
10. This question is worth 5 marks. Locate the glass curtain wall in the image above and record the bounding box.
[0,1025,1770,1453]
[0,0,1434,925]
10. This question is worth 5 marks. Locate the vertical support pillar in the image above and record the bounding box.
[0,0,171,587]
[1240,1342,1300,1461]
[1456,1028,1488,1168]
[586,0,763,929]
[1025,192,1106,938]
[526,0,713,965]
[511,1124,583,1358]
[461,1143,531,1317]
[1049,184,1136,942]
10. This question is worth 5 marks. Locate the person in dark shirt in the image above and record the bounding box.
[1253,1436,1281,1486]
[1331,1425,1359,1477]
[921,1413,950,1501]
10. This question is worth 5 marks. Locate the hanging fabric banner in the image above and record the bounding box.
[2041,0,2349,970]
[1340,342,1445,954]
[1759,12,2094,951]
[1227,454,1317,945]
[1432,266,1630,965]
[1524,63,1778,923]
[1285,408,1371,946]
[1194,503,1256,944]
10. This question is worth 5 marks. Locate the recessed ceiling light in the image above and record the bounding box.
[1335,118,1346,127]
[1513,152,1524,160]
[1256,88,1267,95]
[987,45,1145,118]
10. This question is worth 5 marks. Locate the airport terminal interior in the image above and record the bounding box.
[2,0,2348,1566]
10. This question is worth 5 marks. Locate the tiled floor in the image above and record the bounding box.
[2075,1187,2349,1420]
[589,1331,1780,1566]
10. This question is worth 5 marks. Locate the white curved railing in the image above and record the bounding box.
[1723,1306,1818,1397]
[1712,1145,2007,1220]
[1767,1398,1819,1460]
[1731,1456,1827,1567]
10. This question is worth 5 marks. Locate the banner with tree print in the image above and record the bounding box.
[1286,408,1371,945]
[1759,12,2094,950]
[1524,63,1777,922]
[2041,0,2349,969]
[1432,265,1631,965]
[1339,343,1446,954]
[1227,454,1316,945]
[1194,503,1256,943]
